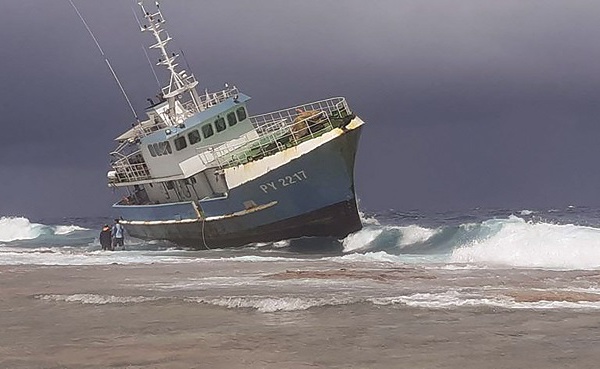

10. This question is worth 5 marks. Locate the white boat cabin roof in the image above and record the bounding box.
[114,93,251,143]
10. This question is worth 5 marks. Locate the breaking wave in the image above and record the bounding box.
[187,296,355,312]
[0,217,46,242]
[370,289,600,310]
[0,216,89,242]
[342,215,600,270]
[54,225,88,235]
[36,294,165,304]
[4,211,600,270]
[449,216,600,269]
[36,291,600,312]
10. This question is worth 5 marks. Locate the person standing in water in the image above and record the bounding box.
[99,225,112,251]
[112,219,125,249]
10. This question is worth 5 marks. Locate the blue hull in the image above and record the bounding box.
[115,126,362,248]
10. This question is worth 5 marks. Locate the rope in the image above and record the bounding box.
[201,217,210,250]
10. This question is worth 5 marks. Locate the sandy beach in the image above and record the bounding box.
[2,263,600,369]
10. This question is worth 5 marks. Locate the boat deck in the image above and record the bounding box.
[197,98,353,170]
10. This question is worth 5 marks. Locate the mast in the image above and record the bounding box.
[138,1,203,122]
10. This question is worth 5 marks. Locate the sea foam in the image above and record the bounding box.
[342,228,383,252]
[370,289,600,310]
[187,295,356,312]
[397,225,439,246]
[451,216,600,269]
[54,225,88,235]
[359,210,380,226]
[0,217,88,242]
[0,216,45,242]
[341,224,440,253]
[36,294,165,304]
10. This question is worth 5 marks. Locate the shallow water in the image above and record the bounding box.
[3,206,600,311]
[3,206,600,367]
[2,261,600,368]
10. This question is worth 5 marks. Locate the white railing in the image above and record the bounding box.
[123,86,240,141]
[196,86,239,111]
[158,86,240,125]
[197,97,352,169]
[177,85,240,115]
[109,149,151,183]
[250,97,350,130]
[109,96,352,183]
[108,86,241,183]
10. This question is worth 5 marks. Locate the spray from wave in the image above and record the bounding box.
[342,215,600,270]
[450,216,600,269]
[3,211,600,270]
[0,217,46,242]
[0,216,90,243]
[54,225,88,235]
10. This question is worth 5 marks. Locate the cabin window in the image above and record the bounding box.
[188,129,201,145]
[202,123,214,139]
[151,141,171,156]
[215,117,227,132]
[152,143,161,156]
[158,141,172,155]
[227,111,237,127]
[236,107,247,122]
[174,136,187,151]
[148,144,157,157]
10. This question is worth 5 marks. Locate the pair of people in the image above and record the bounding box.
[99,219,125,251]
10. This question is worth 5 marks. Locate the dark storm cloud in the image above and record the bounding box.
[2,0,600,218]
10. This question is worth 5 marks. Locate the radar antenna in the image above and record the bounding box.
[138,1,203,120]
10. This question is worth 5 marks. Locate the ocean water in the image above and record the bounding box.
[3,206,600,315]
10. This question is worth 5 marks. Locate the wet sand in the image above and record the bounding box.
[2,264,600,368]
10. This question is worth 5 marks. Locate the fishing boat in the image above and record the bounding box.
[107,1,365,248]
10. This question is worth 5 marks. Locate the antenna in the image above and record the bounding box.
[138,0,202,117]
[68,0,139,122]
[130,1,161,89]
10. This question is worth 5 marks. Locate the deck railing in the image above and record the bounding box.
[109,149,152,183]
[108,86,240,184]
[177,85,239,117]
[197,86,239,111]
[197,97,352,169]
[121,86,240,142]
[109,96,352,183]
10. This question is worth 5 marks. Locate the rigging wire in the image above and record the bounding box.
[130,0,144,30]
[180,49,192,73]
[130,1,162,89]
[143,45,162,89]
[68,0,139,122]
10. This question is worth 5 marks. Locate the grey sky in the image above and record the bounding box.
[2,0,600,218]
